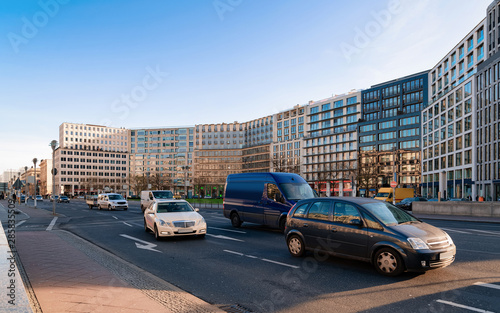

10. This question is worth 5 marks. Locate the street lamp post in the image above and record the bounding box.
[33,158,38,208]
[50,140,58,216]
[24,166,28,206]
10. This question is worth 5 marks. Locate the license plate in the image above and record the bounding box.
[177,228,193,233]
[440,251,454,260]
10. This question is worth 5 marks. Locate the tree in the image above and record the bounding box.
[129,175,147,196]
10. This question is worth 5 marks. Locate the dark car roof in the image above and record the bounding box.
[299,197,382,205]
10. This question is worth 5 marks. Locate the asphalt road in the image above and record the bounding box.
[14,199,500,313]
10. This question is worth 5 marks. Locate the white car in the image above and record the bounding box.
[36,195,43,201]
[144,200,206,240]
[97,193,128,210]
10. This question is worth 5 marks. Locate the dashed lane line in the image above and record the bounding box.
[474,282,500,290]
[123,222,133,227]
[208,226,246,234]
[223,249,300,269]
[206,234,244,242]
[436,300,495,313]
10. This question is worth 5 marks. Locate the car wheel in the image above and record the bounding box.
[374,248,404,276]
[89,205,93,210]
[144,219,149,232]
[108,205,112,211]
[154,225,161,240]
[230,212,242,228]
[198,234,206,239]
[279,217,287,234]
[287,235,305,257]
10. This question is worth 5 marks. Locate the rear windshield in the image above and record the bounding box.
[153,191,173,199]
[361,202,419,226]
[157,202,194,213]
[108,194,124,200]
[279,183,316,201]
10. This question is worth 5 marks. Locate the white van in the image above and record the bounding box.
[141,190,174,212]
[97,193,128,211]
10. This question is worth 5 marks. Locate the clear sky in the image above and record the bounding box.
[0,0,493,177]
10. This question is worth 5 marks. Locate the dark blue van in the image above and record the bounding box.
[223,172,316,231]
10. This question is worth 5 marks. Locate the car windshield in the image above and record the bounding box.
[152,191,173,199]
[157,202,194,213]
[279,183,316,201]
[362,202,419,226]
[375,192,390,197]
[108,194,124,200]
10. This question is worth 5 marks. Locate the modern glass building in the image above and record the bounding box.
[303,91,361,196]
[358,72,428,197]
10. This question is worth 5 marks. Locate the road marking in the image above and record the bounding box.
[441,227,471,234]
[123,222,133,227]
[46,217,58,231]
[436,300,495,313]
[15,220,26,227]
[119,234,162,253]
[224,250,244,256]
[465,229,500,235]
[112,216,118,220]
[474,282,500,290]
[262,258,300,269]
[209,226,246,234]
[459,249,500,255]
[205,216,228,220]
[223,250,300,269]
[206,234,244,242]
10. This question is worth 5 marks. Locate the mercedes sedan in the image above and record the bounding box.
[144,200,207,240]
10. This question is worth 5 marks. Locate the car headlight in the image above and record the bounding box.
[408,237,429,250]
[444,232,454,246]
[196,217,206,226]
[158,219,172,227]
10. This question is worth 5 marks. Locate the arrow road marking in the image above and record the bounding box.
[119,234,162,253]
[206,234,244,242]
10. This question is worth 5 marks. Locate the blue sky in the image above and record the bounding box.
[0,0,493,176]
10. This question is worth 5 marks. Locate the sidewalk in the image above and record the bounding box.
[412,212,500,223]
[0,201,223,313]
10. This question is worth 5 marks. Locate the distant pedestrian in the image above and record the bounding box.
[12,193,16,202]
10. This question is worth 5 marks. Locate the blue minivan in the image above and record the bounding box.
[223,172,316,231]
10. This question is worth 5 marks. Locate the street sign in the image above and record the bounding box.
[390,181,397,188]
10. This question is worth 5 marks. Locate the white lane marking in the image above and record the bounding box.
[209,226,246,234]
[459,249,500,255]
[262,258,300,269]
[465,229,500,235]
[224,250,244,256]
[474,282,500,290]
[206,234,244,242]
[46,217,58,231]
[112,216,118,220]
[436,300,495,313]
[123,222,133,227]
[119,234,161,253]
[15,220,26,227]
[205,216,228,220]
[223,250,299,269]
[441,227,471,234]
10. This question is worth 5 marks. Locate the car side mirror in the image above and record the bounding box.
[349,219,363,227]
[194,208,199,212]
